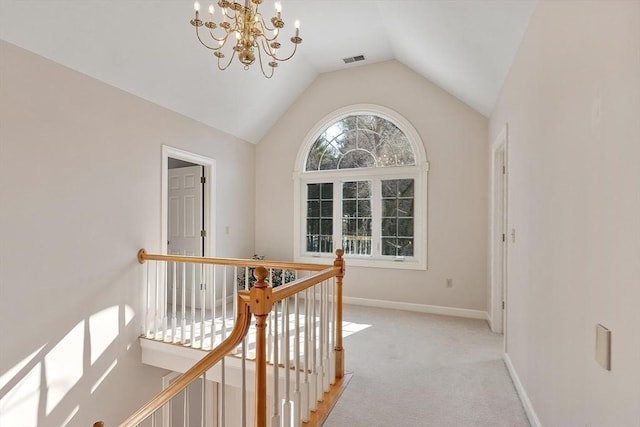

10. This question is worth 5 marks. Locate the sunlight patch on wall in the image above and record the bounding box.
[89,305,133,365]
[91,359,118,394]
[0,346,44,426]
[61,404,80,426]
[45,321,84,415]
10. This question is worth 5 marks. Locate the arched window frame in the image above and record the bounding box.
[293,104,429,270]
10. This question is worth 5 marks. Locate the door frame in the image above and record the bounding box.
[162,145,216,257]
[490,125,508,337]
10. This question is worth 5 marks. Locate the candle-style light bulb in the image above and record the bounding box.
[294,19,300,36]
[208,4,214,15]
[275,1,282,12]
[194,1,201,12]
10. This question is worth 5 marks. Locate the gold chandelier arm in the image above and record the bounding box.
[256,44,275,79]
[196,27,227,50]
[217,48,238,71]
[207,27,228,45]
[257,36,277,60]
[254,13,277,33]
[271,38,300,62]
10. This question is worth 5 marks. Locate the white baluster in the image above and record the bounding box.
[162,261,168,341]
[200,264,206,350]
[309,286,318,411]
[323,281,330,393]
[209,264,216,349]
[181,262,187,345]
[271,302,280,427]
[172,261,178,343]
[293,292,302,427]
[301,288,310,420]
[155,262,161,340]
[144,262,151,337]
[317,282,326,399]
[220,266,227,427]
[191,263,197,347]
[329,278,336,384]
[282,298,292,427]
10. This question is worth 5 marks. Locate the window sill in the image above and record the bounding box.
[295,254,427,271]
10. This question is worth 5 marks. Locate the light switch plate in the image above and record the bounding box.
[595,324,611,370]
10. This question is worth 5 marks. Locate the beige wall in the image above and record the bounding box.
[0,41,255,426]
[490,1,640,425]
[256,60,489,311]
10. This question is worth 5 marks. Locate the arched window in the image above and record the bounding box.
[294,105,429,270]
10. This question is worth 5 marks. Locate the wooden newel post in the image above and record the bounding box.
[249,266,273,427]
[333,249,345,379]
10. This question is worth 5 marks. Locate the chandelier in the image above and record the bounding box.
[190,0,302,78]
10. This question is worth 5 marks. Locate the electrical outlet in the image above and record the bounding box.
[446,278,453,288]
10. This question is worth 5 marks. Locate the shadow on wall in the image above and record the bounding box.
[0,303,136,426]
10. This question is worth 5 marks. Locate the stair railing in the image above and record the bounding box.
[97,249,344,427]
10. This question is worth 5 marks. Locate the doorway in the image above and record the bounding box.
[490,126,508,340]
[162,146,216,257]
[168,160,204,257]
[162,146,216,310]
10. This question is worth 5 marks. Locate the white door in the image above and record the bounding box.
[168,165,204,256]
[168,165,204,309]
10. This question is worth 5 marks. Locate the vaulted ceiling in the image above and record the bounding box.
[0,0,536,143]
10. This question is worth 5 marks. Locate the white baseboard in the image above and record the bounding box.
[503,353,542,427]
[343,296,488,320]
[486,311,493,329]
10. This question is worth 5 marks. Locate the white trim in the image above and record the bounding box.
[161,145,217,257]
[490,124,508,335]
[344,296,487,320]
[504,353,542,427]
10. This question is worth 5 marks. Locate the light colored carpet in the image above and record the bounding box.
[324,305,530,427]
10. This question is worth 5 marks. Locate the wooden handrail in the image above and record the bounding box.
[118,297,253,427]
[106,249,346,427]
[271,266,341,302]
[137,249,327,271]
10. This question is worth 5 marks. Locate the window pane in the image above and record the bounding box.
[382,199,397,217]
[396,179,414,197]
[380,179,414,257]
[381,218,397,236]
[307,219,319,235]
[307,183,320,199]
[398,199,413,217]
[342,181,371,256]
[381,238,414,257]
[398,239,414,256]
[305,114,416,171]
[307,201,320,217]
[321,201,333,216]
[381,180,396,197]
[357,181,371,198]
[321,183,333,198]
[343,200,355,218]
[320,219,333,235]
[306,183,333,253]
[357,200,371,216]
[343,182,357,199]
[397,218,414,237]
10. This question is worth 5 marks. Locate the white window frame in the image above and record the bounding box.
[293,104,429,270]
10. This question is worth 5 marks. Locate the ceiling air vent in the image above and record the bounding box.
[342,54,366,64]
